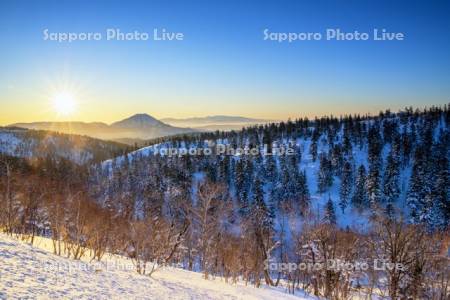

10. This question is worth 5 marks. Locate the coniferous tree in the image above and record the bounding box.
[251,176,274,228]
[243,157,254,198]
[400,128,412,167]
[206,159,218,183]
[234,158,247,204]
[342,134,352,156]
[367,125,383,207]
[383,147,400,204]
[295,169,310,213]
[218,155,230,185]
[317,154,333,193]
[407,120,437,226]
[367,166,382,208]
[429,132,450,230]
[339,161,353,213]
[383,124,401,214]
[323,195,337,225]
[352,165,368,208]
[368,124,383,164]
[271,154,292,210]
[310,140,318,162]
[264,153,277,182]
[330,145,344,176]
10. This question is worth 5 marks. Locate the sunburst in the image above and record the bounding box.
[51,92,77,116]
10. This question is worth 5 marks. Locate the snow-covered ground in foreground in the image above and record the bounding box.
[0,233,314,300]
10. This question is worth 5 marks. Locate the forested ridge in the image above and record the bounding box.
[1,105,449,299]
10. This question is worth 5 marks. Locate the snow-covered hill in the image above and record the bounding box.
[0,127,128,164]
[98,110,448,230]
[0,233,312,300]
[99,135,391,229]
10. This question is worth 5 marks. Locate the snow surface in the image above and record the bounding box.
[0,233,314,300]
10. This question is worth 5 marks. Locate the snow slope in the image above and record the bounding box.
[0,128,126,164]
[0,233,314,300]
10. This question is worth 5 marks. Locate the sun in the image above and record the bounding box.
[51,92,77,116]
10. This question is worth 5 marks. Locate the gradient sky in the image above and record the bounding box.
[1,0,449,125]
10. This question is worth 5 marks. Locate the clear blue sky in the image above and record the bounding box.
[0,0,449,124]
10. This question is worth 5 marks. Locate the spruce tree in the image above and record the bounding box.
[323,195,337,225]
[352,165,368,208]
[317,154,333,193]
[234,158,247,204]
[310,140,318,162]
[407,145,431,224]
[383,148,400,208]
[252,176,274,231]
[295,169,310,212]
[367,124,383,207]
[206,159,218,183]
[342,134,352,156]
[367,166,382,207]
[218,155,230,185]
[330,145,344,176]
[264,153,277,184]
[429,132,450,230]
[339,161,353,213]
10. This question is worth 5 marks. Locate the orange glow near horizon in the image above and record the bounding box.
[0,75,445,126]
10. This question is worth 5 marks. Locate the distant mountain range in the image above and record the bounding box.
[10,114,274,144]
[161,115,274,130]
[161,115,271,124]
[11,114,194,143]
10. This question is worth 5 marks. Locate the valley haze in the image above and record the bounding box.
[10,114,274,143]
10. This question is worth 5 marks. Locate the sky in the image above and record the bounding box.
[0,0,449,125]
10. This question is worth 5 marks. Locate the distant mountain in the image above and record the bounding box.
[161,115,275,131]
[111,113,165,129]
[108,113,195,140]
[11,114,196,142]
